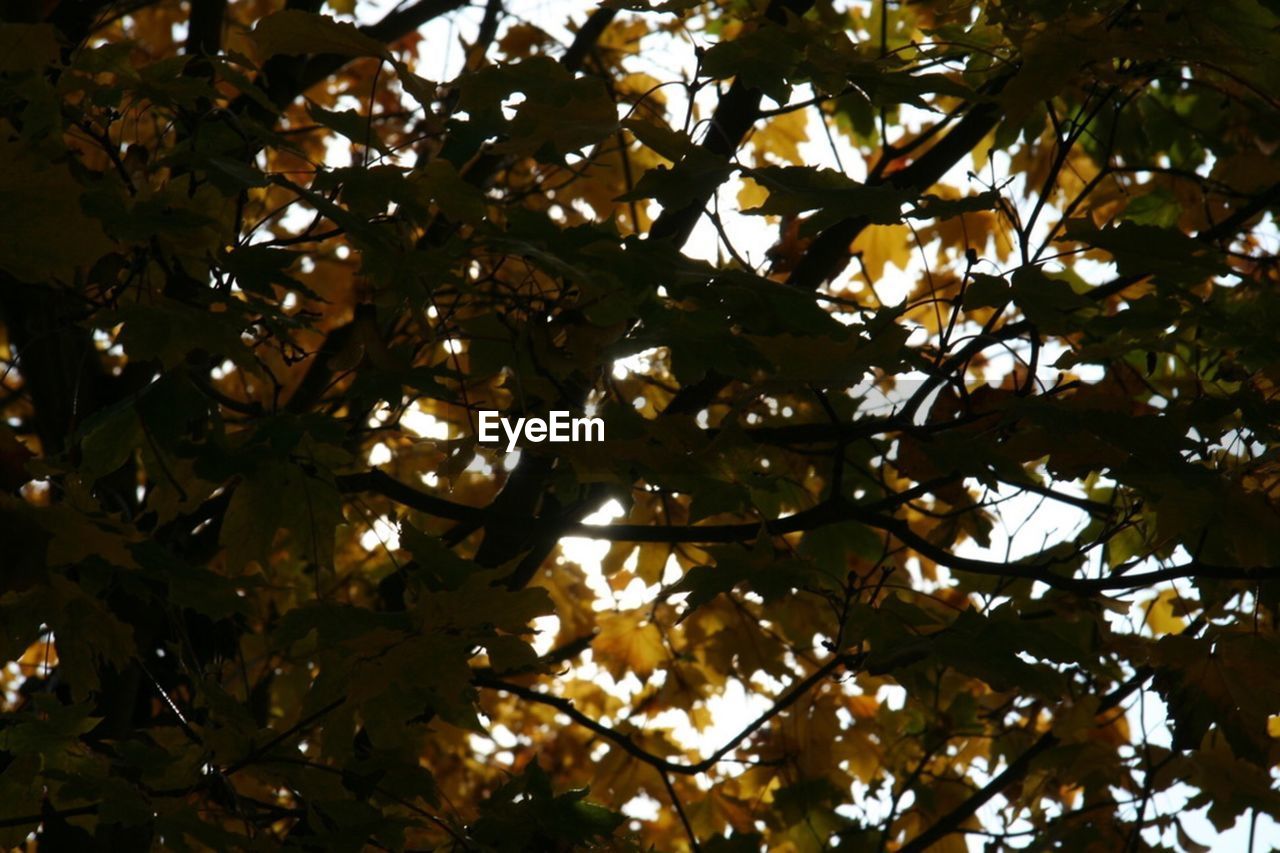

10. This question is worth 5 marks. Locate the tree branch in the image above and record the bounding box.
[474,653,850,775]
[335,466,1277,594]
[0,804,98,831]
[336,468,486,524]
[784,75,1011,293]
[234,0,466,119]
[186,0,226,56]
[562,7,617,72]
[648,0,815,245]
[899,664,1158,852]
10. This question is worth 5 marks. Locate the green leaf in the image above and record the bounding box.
[459,57,618,159]
[1120,188,1181,228]
[410,160,487,224]
[77,400,142,483]
[469,762,625,850]
[1010,265,1092,332]
[905,189,1000,220]
[618,147,734,210]
[1063,219,1229,287]
[700,25,806,103]
[740,166,908,228]
[623,118,694,162]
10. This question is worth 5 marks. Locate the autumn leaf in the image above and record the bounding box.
[852,223,912,281]
[593,611,666,679]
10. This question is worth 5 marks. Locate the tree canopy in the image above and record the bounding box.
[2,0,1280,849]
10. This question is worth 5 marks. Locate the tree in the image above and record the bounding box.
[1,0,1279,848]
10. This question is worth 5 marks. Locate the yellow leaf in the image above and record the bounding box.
[686,788,756,838]
[600,541,634,576]
[635,542,670,584]
[594,610,666,678]
[1142,589,1186,636]
[851,223,912,281]
[1268,715,1280,738]
[328,0,356,15]
[737,176,769,210]
[752,109,808,165]
[498,23,549,59]
[847,694,878,719]
[599,17,648,55]
[1091,708,1132,748]
[971,129,997,170]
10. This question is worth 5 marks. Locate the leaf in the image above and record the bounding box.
[740,166,908,227]
[601,0,702,11]
[219,245,303,296]
[618,147,733,209]
[0,24,59,72]
[1142,589,1186,635]
[624,118,694,161]
[221,461,343,573]
[1009,265,1092,333]
[459,57,618,159]
[699,24,805,103]
[593,610,665,678]
[671,563,747,614]
[392,60,438,108]
[111,301,260,373]
[905,189,1000,220]
[416,573,554,634]
[46,576,137,701]
[307,100,389,154]
[851,223,912,280]
[410,160,486,224]
[469,762,625,849]
[937,609,1066,697]
[77,399,142,482]
[1063,219,1228,287]
[0,130,112,282]
[504,79,618,157]
[962,273,1011,310]
[0,694,101,755]
[1153,635,1280,763]
[1120,188,1181,228]
[737,175,769,210]
[752,110,809,165]
[252,10,389,59]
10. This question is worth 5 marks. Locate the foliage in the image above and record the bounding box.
[2,0,1280,849]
